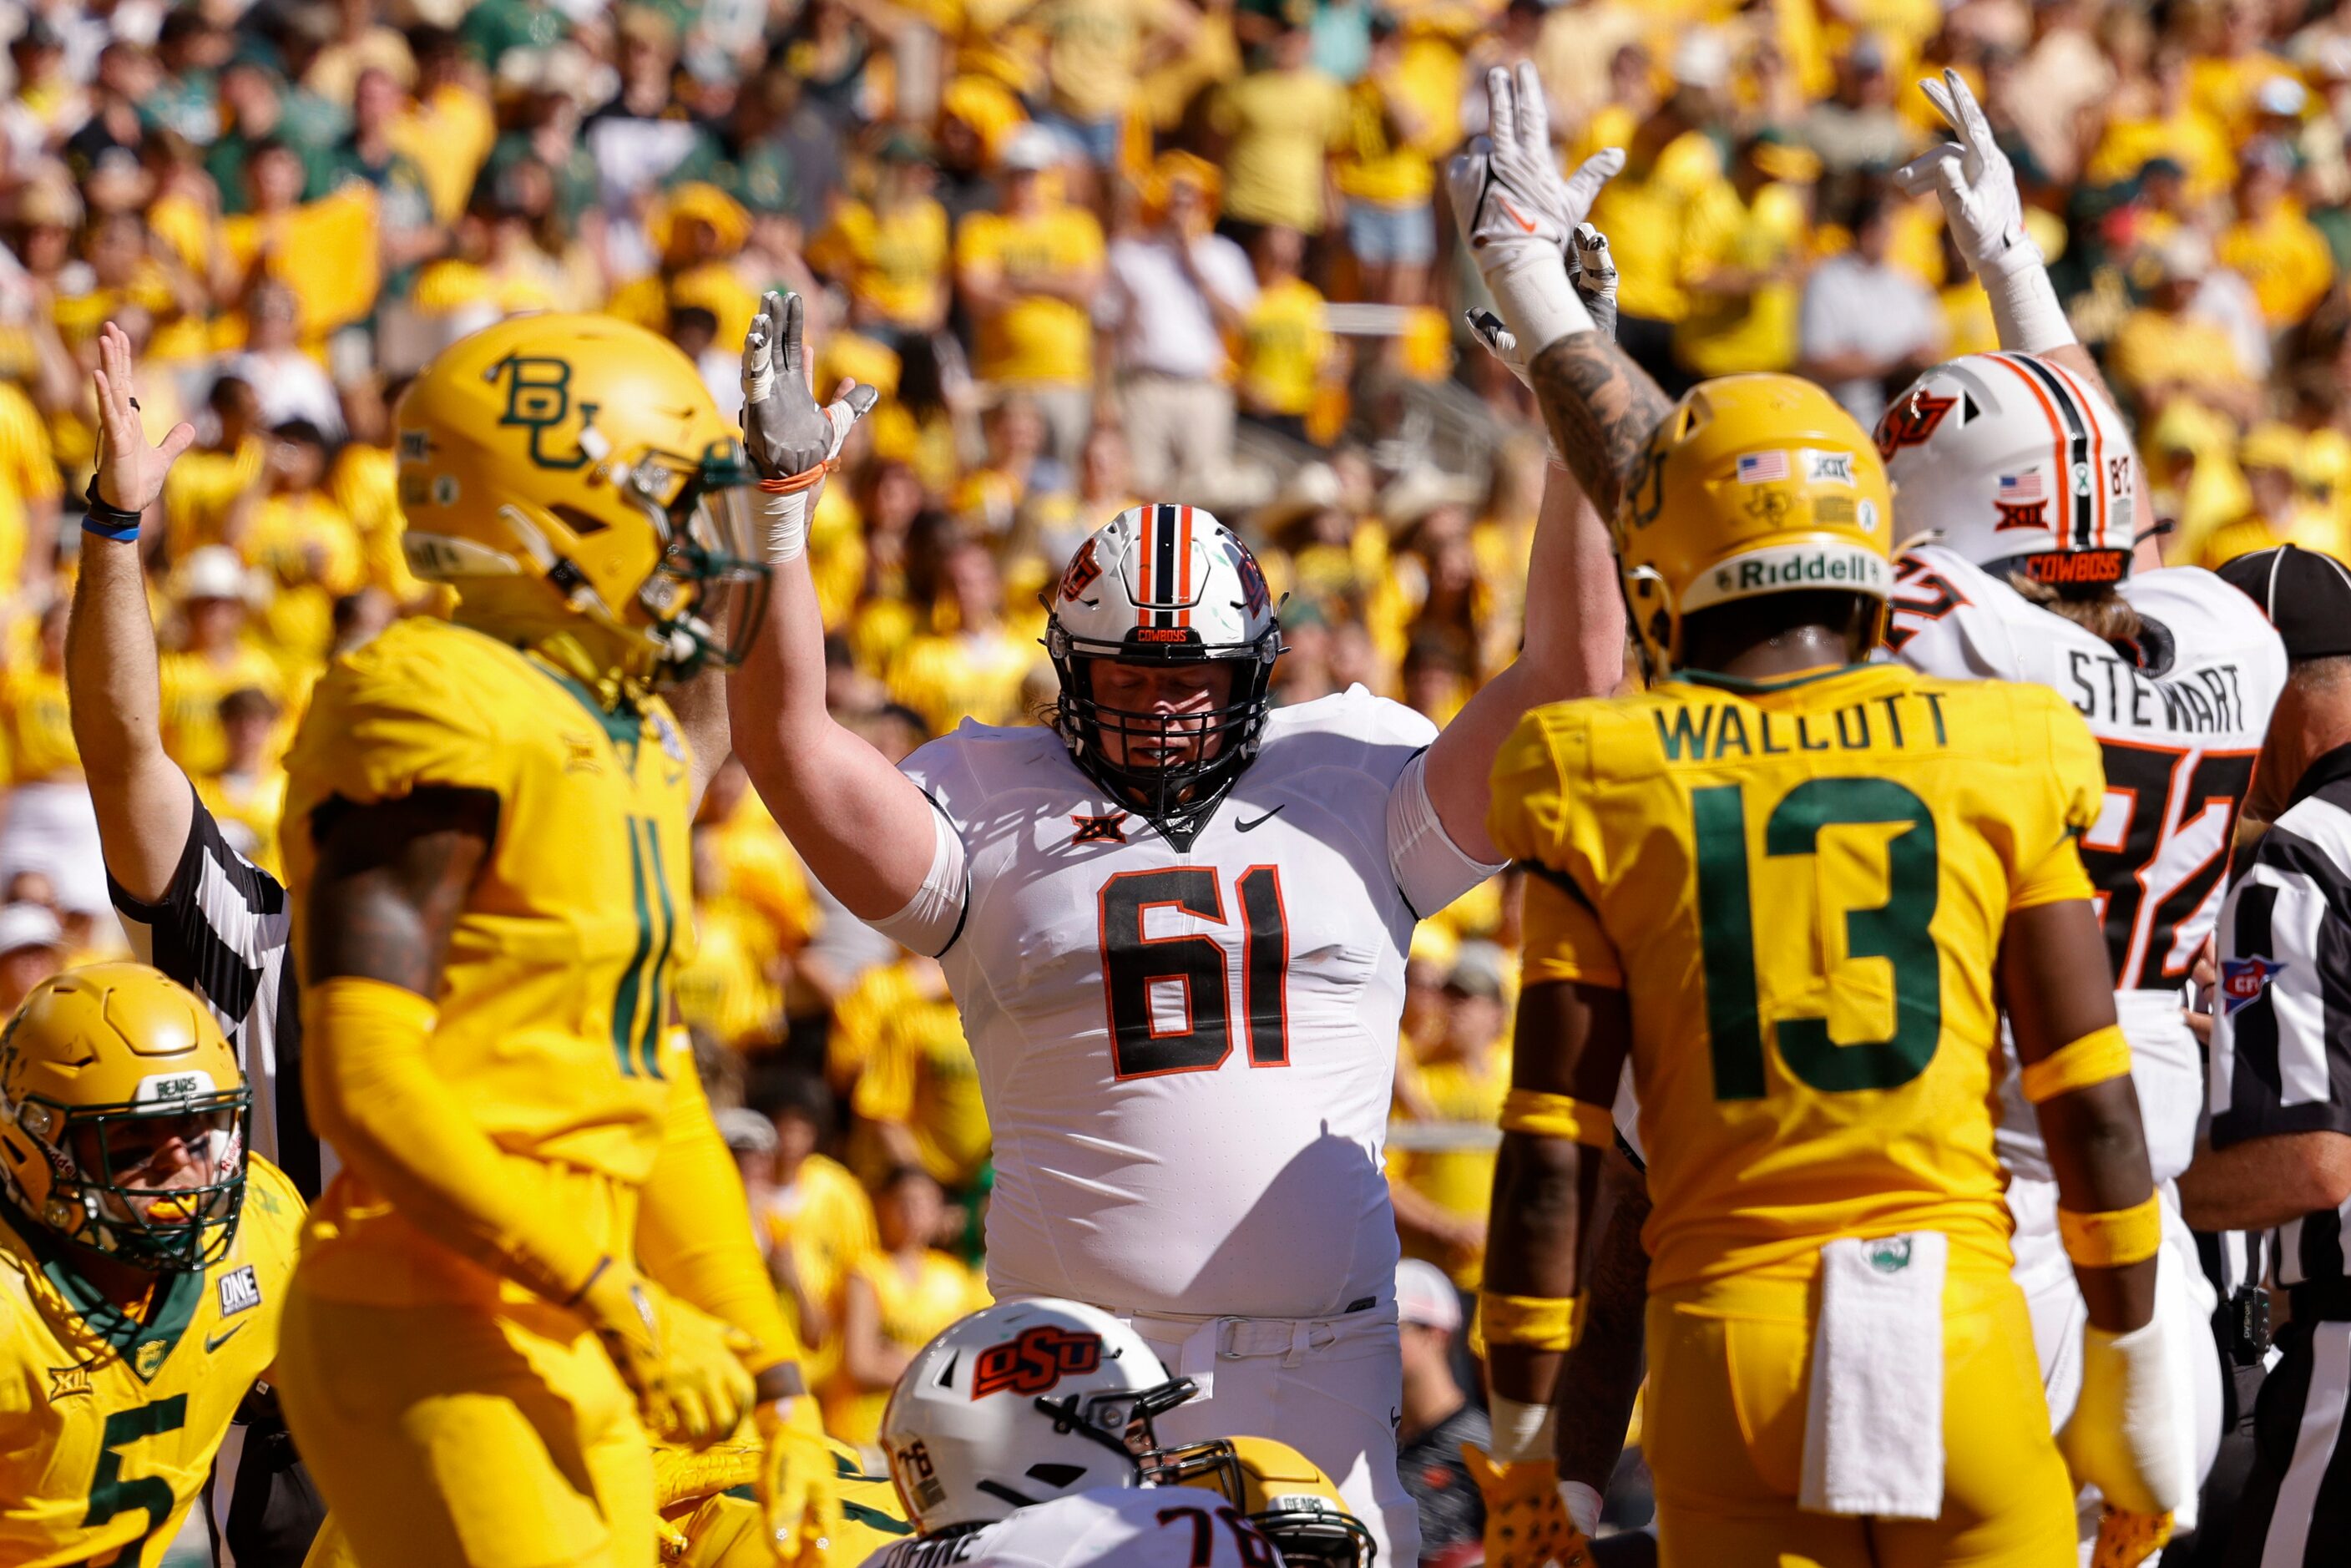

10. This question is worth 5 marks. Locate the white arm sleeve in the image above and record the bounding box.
[867,797,970,958]
[1387,746,1508,918]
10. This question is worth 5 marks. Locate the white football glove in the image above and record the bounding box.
[1469,223,1619,386]
[2058,1318,2187,1517]
[1893,68,2072,351]
[1445,62,1623,360]
[740,291,878,565]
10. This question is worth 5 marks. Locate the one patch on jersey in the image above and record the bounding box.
[2221,955,2286,1016]
[47,1363,93,1400]
[1802,449,1855,485]
[1995,500,2048,532]
[1069,811,1128,845]
[217,1264,262,1318]
[969,1324,1104,1399]
[1736,450,1790,483]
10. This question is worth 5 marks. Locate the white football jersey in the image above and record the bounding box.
[1887,544,2286,1180]
[900,687,1488,1318]
[861,1489,1285,1568]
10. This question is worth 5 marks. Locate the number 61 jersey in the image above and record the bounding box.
[1490,665,2104,1294]
[898,686,1495,1320]
[1885,545,2286,1182]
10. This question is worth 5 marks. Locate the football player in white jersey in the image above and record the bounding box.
[1882,71,2288,1552]
[723,159,1629,1560]
[863,1300,1293,1568]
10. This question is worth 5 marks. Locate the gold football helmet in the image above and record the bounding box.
[0,964,250,1271]
[1158,1436,1378,1568]
[1615,372,1894,675]
[394,312,768,688]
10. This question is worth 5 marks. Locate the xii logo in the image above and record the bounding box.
[491,355,599,471]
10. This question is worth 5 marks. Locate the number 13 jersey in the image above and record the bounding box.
[898,687,1495,1320]
[1489,665,2104,1293]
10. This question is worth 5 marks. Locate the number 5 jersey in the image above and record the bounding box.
[1886,545,2286,1185]
[1489,664,2102,1292]
[897,686,1498,1320]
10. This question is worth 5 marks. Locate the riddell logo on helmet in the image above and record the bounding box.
[971,1325,1105,1399]
[1713,554,1887,594]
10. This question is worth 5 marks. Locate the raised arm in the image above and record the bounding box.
[66,322,197,902]
[1895,69,2162,571]
[725,293,946,924]
[1425,114,1652,860]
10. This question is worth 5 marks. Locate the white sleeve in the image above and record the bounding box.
[866,796,970,959]
[1386,746,1507,918]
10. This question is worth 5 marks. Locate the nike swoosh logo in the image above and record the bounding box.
[1498,196,1540,234]
[1236,806,1285,832]
[204,1322,247,1354]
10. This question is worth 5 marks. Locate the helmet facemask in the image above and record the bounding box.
[616,440,772,684]
[6,1085,251,1272]
[1047,628,1282,851]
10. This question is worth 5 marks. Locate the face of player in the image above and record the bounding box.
[1088,660,1237,775]
[71,1109,235,1227]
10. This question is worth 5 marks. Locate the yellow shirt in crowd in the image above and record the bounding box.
[2217,204,2337,328]
[761,1153,878,1390]
[956,204,1105,387]
[1236,277,1333,417]
[813,200,953,330]
[822,1250,990,1445]
[0,665,78,785]
[1210,68,1350,234]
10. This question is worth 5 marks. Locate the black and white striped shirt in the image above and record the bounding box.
[109,788,322,1199]
[2211,744,2351,1288]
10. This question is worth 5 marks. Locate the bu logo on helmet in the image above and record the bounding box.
[970,1325,1105,1399]
[492,355,597,472]
[1874,390,1959,458]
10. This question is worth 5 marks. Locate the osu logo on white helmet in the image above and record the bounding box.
[880,1299,1199,1534]
[1878,352,2137,589]
[1046,505,1282,847]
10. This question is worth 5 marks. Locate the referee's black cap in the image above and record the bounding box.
[2217,544,2351,662]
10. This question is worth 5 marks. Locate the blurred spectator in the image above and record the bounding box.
[198,685,287,876]
[1798,195,1946,427]
[825,1164,989,1449]
[1394,1258,1486,1567]
[2217,139,2336,331]
[2110,232,2264,425]
[1100,153,1256,503]
[751,1074,877,1388]
[2197,422,2351,569]
[0,598,103,921]
[1390,940,1509,1290]
[220,281,346,436]
[1235,225,1335,447]
[157,545,281,780]
[837,945,992,1195]
[811,133,951,347]
[1333,13,1446,306]
[0,903,66,1013]
[1208,22,1347,239]
[955,127,1104,464]
[1802,33,1908,184]
[1674,136,1818,379]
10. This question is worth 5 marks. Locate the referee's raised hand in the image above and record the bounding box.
[91,321,195,518]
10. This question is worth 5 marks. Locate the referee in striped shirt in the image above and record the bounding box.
[2182,544,2351,1565]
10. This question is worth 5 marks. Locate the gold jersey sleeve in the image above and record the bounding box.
[1492,664,2104,1292]
[281,619,699,1303]
[0,1158,304,1568]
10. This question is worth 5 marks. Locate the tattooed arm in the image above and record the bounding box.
[302,787,630,1302]
[1525,333,1673,522]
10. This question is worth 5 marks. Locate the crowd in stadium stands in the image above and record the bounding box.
[5,0,2351,1474]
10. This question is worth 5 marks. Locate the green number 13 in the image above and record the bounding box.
[1692,776,1942,1100]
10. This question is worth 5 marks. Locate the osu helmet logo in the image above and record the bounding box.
[970,1325,1105,1399]
[1059,538,1103,602]
[1874,390,1959,459]
[1234,544,1272,618]
[492,355,599,471]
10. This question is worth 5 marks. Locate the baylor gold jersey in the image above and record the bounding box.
[0,1159,303,1567]
[1489,663,2102,1293]
[281,617,695,1304]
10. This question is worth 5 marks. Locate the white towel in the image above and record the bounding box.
[1799,1231,1948,1520]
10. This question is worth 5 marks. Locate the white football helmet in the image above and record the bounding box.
[1878,352,2138,590]
[1045,505,1283,847]
[880,1299,1199,1535]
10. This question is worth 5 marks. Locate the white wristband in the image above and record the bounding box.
[1486,1394,1557,1464]
[1483,245,1595,366]
[1558,1480,1602,1537]
[757,483,815,567]
[1983,247,2074,354]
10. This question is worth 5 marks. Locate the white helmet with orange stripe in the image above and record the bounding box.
[1045,504,1283,847]
[1877,352,2138,591]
